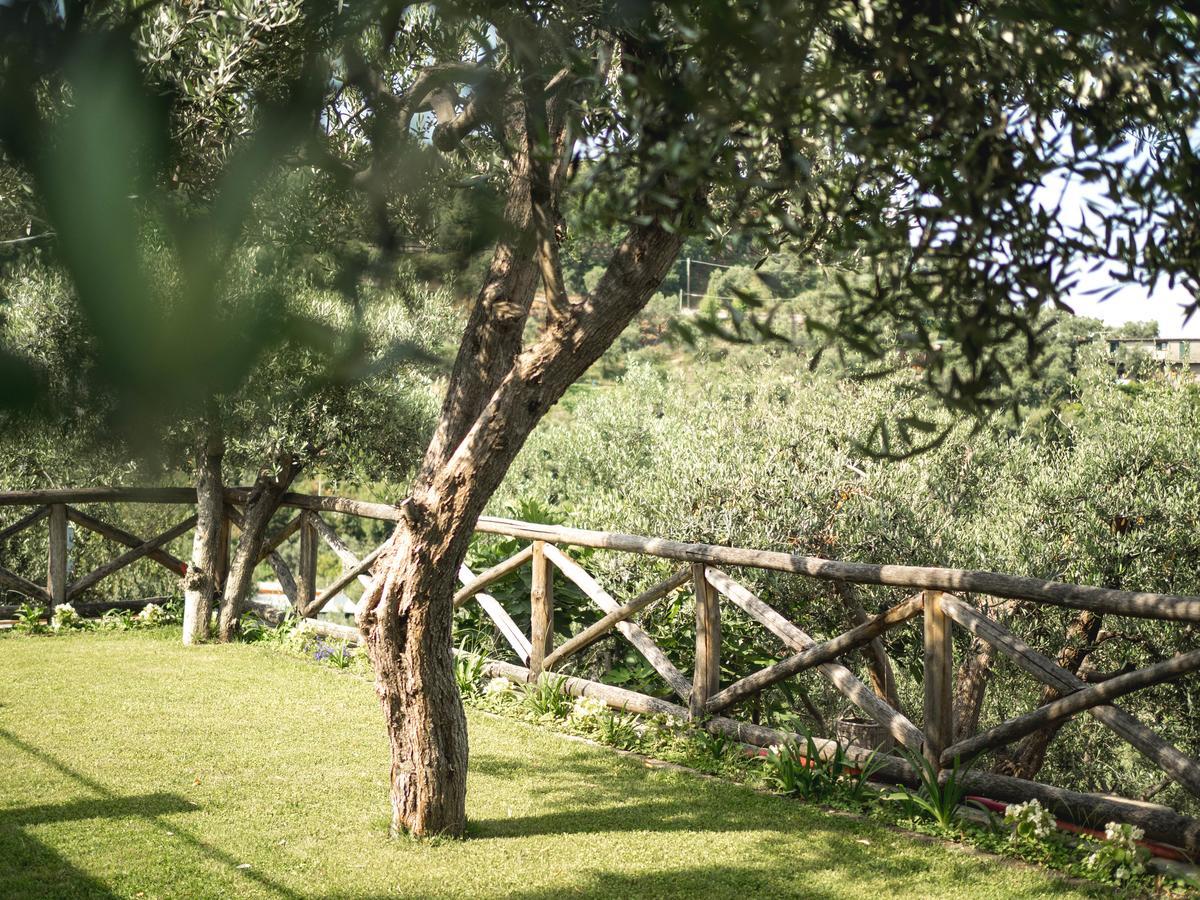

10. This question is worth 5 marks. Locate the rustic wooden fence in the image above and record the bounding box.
[2,487,1200,854]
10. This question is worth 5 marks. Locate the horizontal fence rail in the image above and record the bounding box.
[1,487,1199,855]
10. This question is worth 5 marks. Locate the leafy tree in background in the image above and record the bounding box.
[3,0,1200,839]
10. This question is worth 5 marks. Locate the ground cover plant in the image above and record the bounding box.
[0,629,1100,899]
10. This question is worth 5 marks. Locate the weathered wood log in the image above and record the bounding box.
[0,565,50,603]
[943,648,1200,766]
[0,505,49,545]
[242,597,292,627]
[274,491,400,522]
[0,487,200,505]
[308,513,375,591]
[706,594,924,715]
[296,616,359,642]
[691,563,721,719]
[529,542,554,677]
[542,566,691,672]
[297,512,318,615]
[940,594,1200,800]
[923,590,954,768]
[452,544,534,608]
[65,507,187,575]
[0,597,165,619]
[47,503,68,609]
[305,544,385,618]
[957,771,1200,856]
[542,542,692,700]
[256,514,301,565]
[458,563,532,663]
[704,567,925,753]
[67,516,197,598]
[475,516,1200,622]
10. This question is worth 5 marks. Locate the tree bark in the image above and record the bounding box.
[833,581,903,712]
[361,215,686,836]
[216,453,301,641]
[182,427,225,645]
[952,597,1014,741]
[998,609,1103,779]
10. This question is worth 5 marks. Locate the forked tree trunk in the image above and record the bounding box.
[361,216,686,836]
[834,582,903,712]
[998,609,1103,779]
[216,454,300,641]
[952,597,1014,741]
[182,428,225,645]
[360,33,691,837]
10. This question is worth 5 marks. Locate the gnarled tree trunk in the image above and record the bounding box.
[182,427,225,645]
[834,581,903,712]
[216,453,301,641]
[998,609,1103,779]
[360,217,685,836]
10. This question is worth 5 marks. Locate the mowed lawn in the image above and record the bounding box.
[0,631,1091,899]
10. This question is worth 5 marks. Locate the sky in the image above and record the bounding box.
[1045,156,1198,338]
[1065,279,1199,338]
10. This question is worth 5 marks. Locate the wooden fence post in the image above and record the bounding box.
[529,541,554,677]
[297,511,318,615]
[690,563,721,719]
[922,589,954,768]
[47,503,67,609]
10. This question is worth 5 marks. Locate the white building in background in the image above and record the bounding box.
[1107,337,1200,378]
[254,581,359,619]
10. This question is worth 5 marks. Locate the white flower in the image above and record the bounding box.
[569,695,608,722]
[1004,799,1055,842]
[483,676,515,696]
[137,603,167,626]
[50,603,79,632]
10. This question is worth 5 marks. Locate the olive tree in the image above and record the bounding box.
[4,0,1199,838]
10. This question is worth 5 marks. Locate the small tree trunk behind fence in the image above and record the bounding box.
[183,434,225,645]
[1002,609,1102,779]
[217,457,299,641]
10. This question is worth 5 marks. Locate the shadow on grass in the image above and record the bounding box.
[0,726,1083,900]
[0,726,303,899]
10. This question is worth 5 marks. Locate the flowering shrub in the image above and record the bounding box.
[569,695,608,724]
[136,603,168,626]
[50,603,81,632]
[483,676,515,696]
[1003,799,1056,844]
[1085,822,1148,883]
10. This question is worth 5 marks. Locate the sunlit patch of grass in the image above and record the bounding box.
[0,630,1091,899]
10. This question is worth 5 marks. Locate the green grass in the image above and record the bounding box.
[0,630,1091,899]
